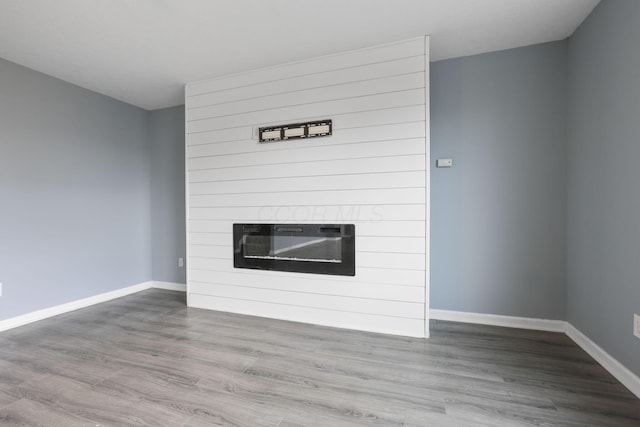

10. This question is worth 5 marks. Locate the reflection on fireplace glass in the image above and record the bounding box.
[243,234,342,263]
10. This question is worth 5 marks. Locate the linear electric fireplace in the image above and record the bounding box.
[233,224,355,276]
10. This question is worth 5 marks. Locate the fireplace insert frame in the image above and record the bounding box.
[233,223,355,276]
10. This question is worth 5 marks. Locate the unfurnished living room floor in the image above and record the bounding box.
[0,290,638,426]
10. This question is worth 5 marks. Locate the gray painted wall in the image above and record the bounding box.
[2,2,637,379]
[150,106,186,284]
[0,58,151,321]
[430,41,568,320]
[567,0,640,376]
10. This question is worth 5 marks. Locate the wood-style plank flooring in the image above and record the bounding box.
[0,289,638,426]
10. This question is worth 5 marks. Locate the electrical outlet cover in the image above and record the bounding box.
[634,314,640,339]
[436,158,453,168]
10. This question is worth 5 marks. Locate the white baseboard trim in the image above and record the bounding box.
[430,309,566,332]
[565,323,640,399]
[0,281,153,333]
[151,281,186,292]
[430,308,640,399]
[0,281,186,334]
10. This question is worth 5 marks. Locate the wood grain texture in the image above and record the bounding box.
[0,289,638,426]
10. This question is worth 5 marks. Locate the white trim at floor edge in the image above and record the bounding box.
[430,309,640,399]
[429,309,566,332]
[151,281,186,292]
[0,281,153,333]
[565,323,640,399]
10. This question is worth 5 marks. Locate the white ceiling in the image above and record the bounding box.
[0,0,599,110]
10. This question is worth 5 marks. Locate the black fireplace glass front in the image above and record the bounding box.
[233,224,355,276]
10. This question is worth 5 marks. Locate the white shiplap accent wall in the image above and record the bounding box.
[185,37,429,337]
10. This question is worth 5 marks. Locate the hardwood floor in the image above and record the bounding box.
[0,289,638,426]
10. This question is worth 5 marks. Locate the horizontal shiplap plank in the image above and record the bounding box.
[188,77,423,133]
[188,294,425,337]
[330,105,426,134]
[358,236,426,254]
[346,266,424,286]
[188,72,424,122]
[187,56,424,111]
[188,232,230,245]
[187,102,425,147]
[188,257,233,271]
[188,117,425,158]
[186,267,424,288]
[189,235,425,254]
[358,251,425,270]
[188,270,424,302]
[188,136,425,171]
[188,204,426,222]
[189,154,426,182]
[187,126,251,146]
[189,171,426,195]
[187,88,425,134]
[188,282,423,319]
[189,245,229,258]
[186,258,425,286]
[186,38,424,97]
[189,188,425,208]
[188,246,425,270]
[188,220,426,237]
[355,220,426,237]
